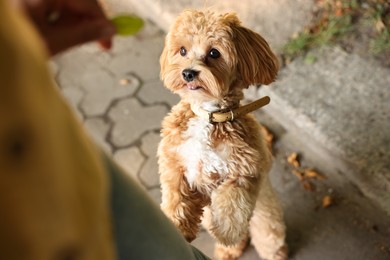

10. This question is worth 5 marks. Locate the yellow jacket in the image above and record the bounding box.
[0,1,116,259]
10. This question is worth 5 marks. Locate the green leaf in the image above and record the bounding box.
[111,15,144,36]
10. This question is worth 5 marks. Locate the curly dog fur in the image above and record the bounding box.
[158,10,287,260]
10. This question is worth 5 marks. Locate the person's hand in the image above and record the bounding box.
[18,0,116,56]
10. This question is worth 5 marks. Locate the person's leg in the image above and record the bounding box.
[104,156,210,260]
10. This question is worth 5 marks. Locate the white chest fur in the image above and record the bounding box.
[177,117,231,187]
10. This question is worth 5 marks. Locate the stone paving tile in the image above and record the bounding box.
[54,18,167,193]
[106,36,164,82]
[61,87,84,120]
[138,132,161,188]
[192,231,214,258]
[48,60,59,77]
[109,37,138,56]
[140,131,161,156]
[137,79,179,107]
[139,158,160,188]
[103,0,138,18]
[109,24,163,55]
[61,86,84,107]
[147,187,162,205]
[54,47,101,89]
[80,70,140,117]
[83,118,112,154]
[113,146,145,182]
[108,98,167,147]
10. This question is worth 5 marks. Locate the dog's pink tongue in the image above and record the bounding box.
[187,83,199,90]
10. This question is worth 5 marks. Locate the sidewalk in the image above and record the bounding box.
[51,0,390,259]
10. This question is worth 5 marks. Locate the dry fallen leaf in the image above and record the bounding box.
[119,79,130,85]
[302,180,315,192]
[261,126,274,151]
[261,126,274,143]
[291,169,304,181]
[322,195,333,208]
[304,169,326,180]
[375,18,385,32]
[287,152,300,168]
[286,152,330,193]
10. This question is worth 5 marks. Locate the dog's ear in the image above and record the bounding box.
[159,38,169,81]
[232,25,279,86]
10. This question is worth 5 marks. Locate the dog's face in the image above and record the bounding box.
[160,10,279,109]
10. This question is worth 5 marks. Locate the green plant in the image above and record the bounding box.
[282,0,389,63]
[369,1,390,54]
[371,29,390,54]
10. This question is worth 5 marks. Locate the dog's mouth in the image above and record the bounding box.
[186,83,203,90]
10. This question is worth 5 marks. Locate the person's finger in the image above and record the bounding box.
[98,38,113,50]
[46,20,116,55]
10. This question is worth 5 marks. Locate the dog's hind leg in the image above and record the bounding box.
[249,176,287,260]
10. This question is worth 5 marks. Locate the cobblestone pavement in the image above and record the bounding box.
[52,20,176,205]
[52,18,390,260]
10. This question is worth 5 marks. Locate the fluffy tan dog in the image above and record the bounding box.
[158,10,287,260]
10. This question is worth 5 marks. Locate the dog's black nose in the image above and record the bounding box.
[182,69,198,82]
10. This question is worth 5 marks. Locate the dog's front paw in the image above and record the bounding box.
[214,236,249,260]
[209,187,254,245]
[211,218,248,245]
[160,183,206,242]
[263,244,288,260]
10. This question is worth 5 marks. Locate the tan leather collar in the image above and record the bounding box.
[190,96,270,123]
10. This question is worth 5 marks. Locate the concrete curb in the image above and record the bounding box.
[257,47,390,213]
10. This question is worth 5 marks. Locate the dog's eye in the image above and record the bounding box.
[208,48,220,59]
[180,47,187,56]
